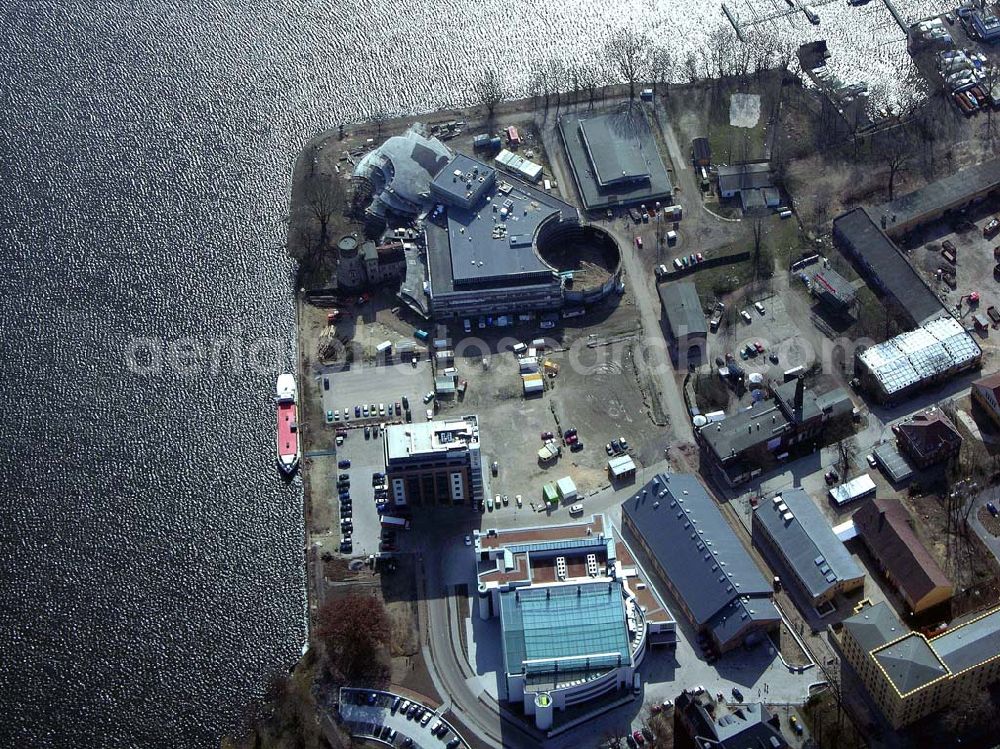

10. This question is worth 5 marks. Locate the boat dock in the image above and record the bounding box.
[722,4,746,42]
[883,0,909,33]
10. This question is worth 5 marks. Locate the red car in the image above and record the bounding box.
[566,434,579,445]
[754,341,764,353]
[632,730,646,745]
[635,236,643,249]
[696,252,704,263]
[540,430,554,441]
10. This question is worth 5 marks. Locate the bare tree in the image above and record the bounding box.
[604,28,651,100]
[836,437,858,481]
[877,129,914,202]
[649,45,675,97]
[546,58,568,112]
[751,217,765,281]
[370,108,389,139]
[472,67,506,124]
[578,60,603,109]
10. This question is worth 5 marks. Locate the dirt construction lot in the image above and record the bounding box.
[432,324,661,509]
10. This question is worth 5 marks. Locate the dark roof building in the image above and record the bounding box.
[895,408,962,469]
[752,489,865,609]
[621,473,780,653]
[424,154,577,319]
[853,499,954,614]
[674,691,788,749]
[717,163,773,196]
[698,379,852,487]
[657,281,707,361]
[558,107,673,211]
[832,207,945,328]
[811,267,856,310]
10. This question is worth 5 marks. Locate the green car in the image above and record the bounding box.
[326,409,334,423]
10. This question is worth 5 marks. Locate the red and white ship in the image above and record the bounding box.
[275,374,301,475]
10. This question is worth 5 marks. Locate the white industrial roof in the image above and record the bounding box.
[859,317,979,395]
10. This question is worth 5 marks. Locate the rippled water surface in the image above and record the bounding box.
[0,0,945,746]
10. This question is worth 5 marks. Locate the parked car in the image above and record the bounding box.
[515,494,523,507]
[491,460,499,476]
[564,427,577,438]
[569,503,584,515]
[337,459,350,469]
[619,436,629,451]
[867,453,878,468]
[570,441,584,452]
[354,405,361,417]
[423,392,434,403]
[754,301,766,315]
[753,341,764,353]
[825,469,839,485]
[989,502,999,517]
[632,730,646,745]
[566,434,578,445]
[487,496,494,511]
[789,715,803,735]
[541,430,554,441]
[635,236,643,249]
[740,310,752,323]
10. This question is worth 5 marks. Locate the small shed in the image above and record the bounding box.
[435,376,457,396]
[542,482,559,505]
[608,454,637,481]
[522,373,544,395]
[692,137,711,167]
[556,476,578,501]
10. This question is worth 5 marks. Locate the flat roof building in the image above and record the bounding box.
[853,498,953,614]
[855,316,981,404]
[474,515,675,728]
[621,473,780,653]
[840,601,1000,728]
[752,488,865,611]
[424,154,578,319]
[558,107,673,211]
[811,267,856,310]
[657,281,707,363]
[383,415,484,508]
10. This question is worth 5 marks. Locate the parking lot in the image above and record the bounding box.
[339,688,468,749]
[319,361,435,557]
[900,198,1000,371]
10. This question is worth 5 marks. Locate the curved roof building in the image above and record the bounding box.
[353,126,451,219]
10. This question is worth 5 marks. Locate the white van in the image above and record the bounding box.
[632,672,642,695]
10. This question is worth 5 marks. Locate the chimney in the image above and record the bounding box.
[794,376,805,412]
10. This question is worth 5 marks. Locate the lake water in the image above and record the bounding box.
[0,0,944,745]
